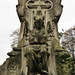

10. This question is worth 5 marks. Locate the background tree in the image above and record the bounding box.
[60,26,75,75]
[61,26,75,57]
[10,29,19,48]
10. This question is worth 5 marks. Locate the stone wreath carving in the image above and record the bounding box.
[7,61,17,72]
[26,0,53,10]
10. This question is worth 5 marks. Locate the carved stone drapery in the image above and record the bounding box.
[24,45,50,75]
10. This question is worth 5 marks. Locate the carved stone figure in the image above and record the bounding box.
[24,45,50,75]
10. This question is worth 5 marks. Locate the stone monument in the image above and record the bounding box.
[0,0,63,75]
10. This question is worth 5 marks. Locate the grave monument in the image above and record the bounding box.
[0,0,63,75]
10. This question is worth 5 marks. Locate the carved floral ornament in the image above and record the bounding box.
[7,61,17,72]
[26,0,53,10]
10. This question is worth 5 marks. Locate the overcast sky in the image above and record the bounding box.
[0,0,75,65]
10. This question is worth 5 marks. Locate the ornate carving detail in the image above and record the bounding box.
[28,18,47,44]
[36,10,42,15]
[15,0,63,75]
[24,45,50,74]
[29,29,47,44]
[26,0,53,10]
[33,19,45,30]
[47,21,53,34]
[23,19,29,36]
[7,60,17,72]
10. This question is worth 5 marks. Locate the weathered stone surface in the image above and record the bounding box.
[0,0,63,75]
[0,56,21,75]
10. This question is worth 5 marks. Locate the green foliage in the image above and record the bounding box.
[58,32,63,39]
[56,51,75,75]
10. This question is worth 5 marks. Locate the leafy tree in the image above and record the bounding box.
[56,51,75,75]
[57,26,75,75]
[61,26,75,57]
[58,29,64,39]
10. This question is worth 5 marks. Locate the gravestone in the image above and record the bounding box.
[0,0,63,75]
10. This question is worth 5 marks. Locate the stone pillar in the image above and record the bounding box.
[16,0,63,75]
